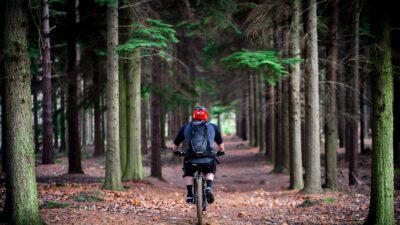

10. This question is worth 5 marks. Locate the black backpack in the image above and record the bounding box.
[189,122,209,156]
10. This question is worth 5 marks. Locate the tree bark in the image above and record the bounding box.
[241,82,248,140]
[289,0,304,190]
[93,52,104,156]
[60,89,66,152]
[33,83,40,153]
[259,76,266,153]
[0,65,5,174]
[119,52,128,174]
[274,81,283,172]
[392,20,400,165]
[324,0,339,190]
[365,3,395,224]
[337,71,346,148]
[41,0,54,164]
[53,89,59,149]
[249,74,256,146]
[67,0,83,173]
[141,99,148,155]
[254,74,260,147]
[151,55,162,179]
[360,79,365,154]
[103,0,123,190]
[282,27,290,172]
[266,85,275,160]
[282,78,290,172]
[349,0,360,185]
[394,79,400,164]
[3,0,43,223]
[123,48,143,180]
[303,0,322,193]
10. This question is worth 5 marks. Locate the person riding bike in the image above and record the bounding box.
[172,106,225,204]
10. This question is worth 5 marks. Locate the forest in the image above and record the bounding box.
[0,0,399,224]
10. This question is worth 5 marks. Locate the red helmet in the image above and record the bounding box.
[192,106,209,121]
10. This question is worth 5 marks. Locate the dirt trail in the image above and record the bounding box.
[2,136,398,224]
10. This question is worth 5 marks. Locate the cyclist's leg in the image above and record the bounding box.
[203,160,216,203]
[183,161,196,203]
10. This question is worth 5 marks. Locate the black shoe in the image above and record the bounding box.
[186,195,194,203]
[205,187,214,203]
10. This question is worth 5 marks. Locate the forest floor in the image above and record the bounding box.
[1,136,400,225]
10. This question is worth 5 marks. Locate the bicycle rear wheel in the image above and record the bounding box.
[196,176,203,225]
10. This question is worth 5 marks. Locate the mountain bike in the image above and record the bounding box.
[175,151,224,225]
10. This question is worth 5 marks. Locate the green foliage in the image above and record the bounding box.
[117,19,178,53]
[202,43,220,66]
[74,191,103,202]
[194,77,214,92]
[222,50,301,84]
[43,201,69,209]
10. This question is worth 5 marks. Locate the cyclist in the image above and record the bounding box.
[172,106,225,204]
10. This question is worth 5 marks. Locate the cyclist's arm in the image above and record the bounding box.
[172,125,186,152]
[212,124,224,153]
[217,143,225,152]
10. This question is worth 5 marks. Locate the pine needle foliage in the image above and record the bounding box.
[222,50,300,84]
[117,19,178,53]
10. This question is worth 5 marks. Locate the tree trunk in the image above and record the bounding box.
[266,85,275,160]
[282,78,290,172]
[60,89,66,152]
[93,52,104,156]
[33,84,40,153]
[303,0,322,193]
[123,48,143,180]
[249,74,256,146]
[151,55,162,179]
[289,0,304,190]
[254,74,260,147]
[349,0,360,185]
[394,79,400,164]
[241,83,248,140]
[53,89,59,149]
[141,98,148,155]
[274,81,283,172]
[338,71,346,148]
[324,0,339,190]
[67,0,83,173]
[119,52,128,174]
[1,69,6,174]
[103,1,123,190]
[41,0,54,164]
[3,0,43,223]
[365,3,395,224]
[392,22,400,165]
[360,79,365,154]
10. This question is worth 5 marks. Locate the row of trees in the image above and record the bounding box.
[228,0,397,224]
[0,0,398,224]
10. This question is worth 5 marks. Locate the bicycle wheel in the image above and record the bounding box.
[196,175,203,225]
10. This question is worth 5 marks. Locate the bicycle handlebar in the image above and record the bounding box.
[173,150,225,158]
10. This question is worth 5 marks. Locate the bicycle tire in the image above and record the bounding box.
[196,176,203,225]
